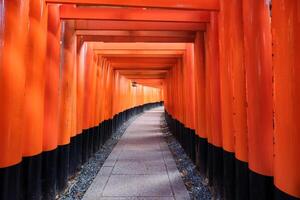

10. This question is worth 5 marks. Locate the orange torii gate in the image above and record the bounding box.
[1,0,300,200]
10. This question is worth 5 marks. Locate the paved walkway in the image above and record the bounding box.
[83,107,190,200]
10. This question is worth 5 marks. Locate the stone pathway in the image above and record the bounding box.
[82,107,190,200]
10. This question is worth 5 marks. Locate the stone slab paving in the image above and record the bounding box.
[83,107,190,200]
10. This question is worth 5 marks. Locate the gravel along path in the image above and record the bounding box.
[57,114,140,200]
[57,111,211,200]
[160,115,212,200]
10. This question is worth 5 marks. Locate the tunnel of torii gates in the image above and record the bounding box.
[0,0,299,200]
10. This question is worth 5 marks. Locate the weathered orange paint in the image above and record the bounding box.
[204,34,213,145]
[76,43,86,135]
[272,0,300,198]
[89,50,97,127]
[219,0,248,161]
[43,5,61,151]
[82,45,94,130]
[94,56,102,126]
[22,0,48,157]
[243,0,273,176]
[205,13,222,148]
[0,0,29,167]
[183,44,196,129]
[193,32,206,138]
[218,0,234,153]
[58,21,77,145]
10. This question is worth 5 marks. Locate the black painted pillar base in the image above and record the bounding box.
[195,136,208,177]
[69,136,77,176]
[189,129,196,163]
[0,163,22,200]
[235,159,249,200]
[21,154,42,200]
[81,129,89,164]
[207,143,214,187]
[212,146,224,199]
[99,123,104,147]
[76,134,83,170]
[56,144,69,192]
[92,126,99,154]
[275,187,300,200]
[87,128,93,158]
[223,150,235,200]
[249,170,274,200]
[41,149,57,200]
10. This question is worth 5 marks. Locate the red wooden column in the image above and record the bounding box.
[42,5,61,199]
[182,44,197,161]
[178,59,185,125]
[57,20,76,191]
[176,60,186,146]
[243,0,273,199]
[76,42,87,166]
[194,32,208,176]
[87,47,98,154]
[21,0,48,198]
[272,0,300,199]
[82,45,94,163]
[93,56,103,150]
[218,0,249,199]
[69,30,78,175]
[224,0,249,199]
[218,1,235,198]
[205,12,223,198]
[169,67,175,117]
[0,1,29,199]
[204,29,213,185]
[184,44,196,131]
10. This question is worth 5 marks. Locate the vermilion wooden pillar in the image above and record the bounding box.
[182,44,196,161]
[22,1,48,199]
[57,20,76,192]
[42,5,61,200]
[205,29,213,187]
[76,42,87,166]
[218,0,249,199]
[242,0,274,199]
[205,12,223,198]
[272,0,300,199]
[89,50,97,129]
[218,1,235,198]
[227,1,249,199]
[82,44,94,163]
[68,32,78,175]
[0,1,29,199]
[184,44,196,131]
[194,32,208,176]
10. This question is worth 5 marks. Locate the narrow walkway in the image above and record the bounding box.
[83,107,190,200]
